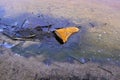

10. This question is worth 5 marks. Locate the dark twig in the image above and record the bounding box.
[89,23,95,27]
[40,14,53,32]
[98,65,113,75]
[20,19,27,28]
[68,55,85,64]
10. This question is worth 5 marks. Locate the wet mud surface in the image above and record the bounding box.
[0,0,120,65]
[0,0,120,79]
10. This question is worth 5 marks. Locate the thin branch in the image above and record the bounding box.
[98,65,113,75]
[20,19,27,28]
[68,55,86,64]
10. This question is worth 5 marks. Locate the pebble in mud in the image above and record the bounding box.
[98,34,102,39]
[97,49,103,53]
[14,53,21,57]
[79,57,90,64]
[98,34,102,37]
[103,31,106,34]
[106,58,111,61]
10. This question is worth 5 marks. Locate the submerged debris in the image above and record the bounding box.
[1,20,80,44]
[2,24,53,41]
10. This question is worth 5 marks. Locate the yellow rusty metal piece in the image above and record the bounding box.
[54,27,79,43]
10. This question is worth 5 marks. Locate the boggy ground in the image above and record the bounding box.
[0,0,120,80]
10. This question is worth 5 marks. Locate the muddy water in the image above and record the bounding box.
[0,0,120,65]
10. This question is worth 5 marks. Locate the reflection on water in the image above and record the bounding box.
[0,0,120,66]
